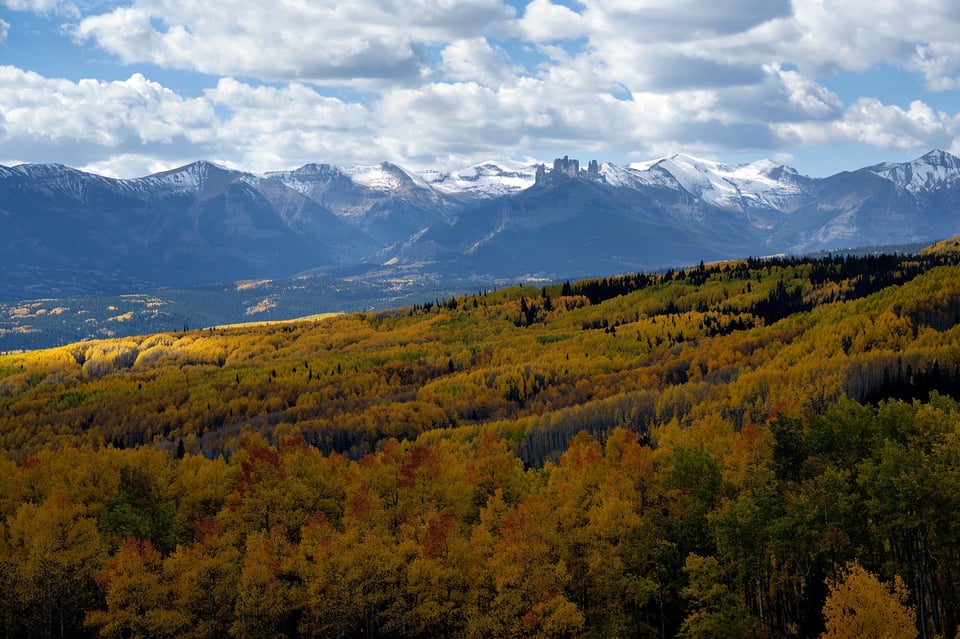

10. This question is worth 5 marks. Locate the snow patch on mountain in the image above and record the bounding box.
[627,154,808,212]
[4,149,960,290]
[346,162,433,192]
[464,221,508,255]
[420,161,537,198]
[264,163,350,194]
[133,161,236,196]
[1,163,126,201]
[597,162,649,189]
[5,163,77,180]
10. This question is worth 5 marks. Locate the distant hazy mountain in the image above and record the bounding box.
[2,150,960,299]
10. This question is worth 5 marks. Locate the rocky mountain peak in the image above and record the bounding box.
[868,149,960,194]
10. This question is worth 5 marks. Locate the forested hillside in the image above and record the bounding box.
[2,241,960,638]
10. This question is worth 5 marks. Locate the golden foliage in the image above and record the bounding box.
[0,250,958,636]
[821,562,917,639]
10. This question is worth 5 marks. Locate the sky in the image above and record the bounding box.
[1,0,960,179]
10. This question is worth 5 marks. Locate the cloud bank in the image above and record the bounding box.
[1,0,959,177]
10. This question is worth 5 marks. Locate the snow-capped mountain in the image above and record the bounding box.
[627,154,812,216]
[345,162,434,193]
[761,149,960,253]
[263,162,455,245]
[867,149,960,195]
[2,150,960,300]
[132,160,241,196]
[0,160,373,295]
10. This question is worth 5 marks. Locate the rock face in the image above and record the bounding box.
[2,150,960,299]
[535,156,605,186]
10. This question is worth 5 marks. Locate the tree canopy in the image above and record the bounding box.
[2,247,960,637]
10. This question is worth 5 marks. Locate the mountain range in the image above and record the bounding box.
[3,149,960,300]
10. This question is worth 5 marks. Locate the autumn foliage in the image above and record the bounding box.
[1,246,960,637]
[820,562,917,639]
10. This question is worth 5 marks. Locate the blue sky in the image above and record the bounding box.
[1,0,959,178]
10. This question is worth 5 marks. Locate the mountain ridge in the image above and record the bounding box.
[2,149,960,299]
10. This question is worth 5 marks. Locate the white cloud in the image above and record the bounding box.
[703,64,843,126]
[204,78,379,170]
[0,67,392,176]
[72,0,516,87]
[440,38,515,86]
[4,0,960,175]
[0,18,8,41]
[0,68,298,173]
[565,0,960,99]
[0,66,213,145]
[72,4,421,86]
[777,98,960,152]
[500,0,960,160]
[373,71,722,167]
[582,0,792,40]
[377,82,520,161]
[913,42,960,91]
[771,65,843,119]
[783,0,960,88]
[515,0,587,42]
[2,0,65,12]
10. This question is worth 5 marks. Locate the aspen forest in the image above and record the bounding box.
[3,238,960,638]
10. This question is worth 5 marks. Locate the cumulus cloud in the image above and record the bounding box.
[569,0,960,100]
[783,0,960,88]
[204,78,379,170]
[440,38,515,86]
[374,71,723,167]
[0,66,213,145]
[583,0,792,40]
[913,42,960,91]
[770,65,843,119]
[72,0,516,86]
[700,64,843,128]
[0,18,8,41]
[0,66,386,176]
[777,98,960,152]
[4,0,960,175]
[514,0,587,42]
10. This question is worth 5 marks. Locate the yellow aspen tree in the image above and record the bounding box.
[163,518,242,639]
[7,490,108,638]
[820,562,917,639]
[231,527,302,639]
[85,538,188,639]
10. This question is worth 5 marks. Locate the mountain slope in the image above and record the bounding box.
[0,162,375,296]
[766,149,960,253]
[265,162,458,245]
[387,176,763,279]
[868,148,960,194]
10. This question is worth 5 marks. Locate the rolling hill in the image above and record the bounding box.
[1,241,960,637]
